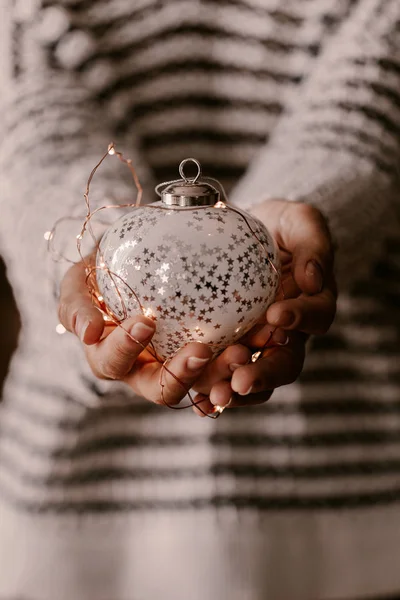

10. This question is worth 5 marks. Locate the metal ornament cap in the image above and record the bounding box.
[161,158,220,207]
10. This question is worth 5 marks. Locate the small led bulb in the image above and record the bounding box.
[56,323,66,335]
[251,350,262,363]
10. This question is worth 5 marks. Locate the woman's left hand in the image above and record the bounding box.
[192,330,307,415]
[192,198,337,416]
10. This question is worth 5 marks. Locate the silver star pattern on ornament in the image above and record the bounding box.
[97,206,279,359]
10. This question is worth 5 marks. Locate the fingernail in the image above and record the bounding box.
[229,362,245,373]
[272,328,289,346]
[187,356,210,371]
[239,385,253,396]
[306,260,323,292]
[277,311,295,328]
[75,314,90,343]
[130,322,155,343]
[211,395,233,407]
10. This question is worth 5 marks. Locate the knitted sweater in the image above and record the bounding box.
[0,1,399,599]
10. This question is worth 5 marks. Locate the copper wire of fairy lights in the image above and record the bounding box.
[47,144,284,418]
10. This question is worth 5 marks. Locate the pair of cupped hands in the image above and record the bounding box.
[59,200,337,416]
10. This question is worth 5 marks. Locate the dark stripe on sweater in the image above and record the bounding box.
[86,1,305,38]
[299,369,400,384]
[115,95,283,132]
[2,458,400,488]
[352,281,400,306]
[353,56,400,79]
[43,0,96,13]
[1,484,399,513]
[140,129,269,150]
[152,164,246,184]
[2,429,400,463]
[300,140,398,177]
[83,25,318,67]
[6,393,400,437]
[346,79,400,112]
[305,122,399,162]
[321,101,400,143]
[99,60,302,103]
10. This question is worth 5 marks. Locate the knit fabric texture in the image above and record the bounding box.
[0,1,399,599]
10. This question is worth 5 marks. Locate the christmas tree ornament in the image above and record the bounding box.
[96,158,280,361]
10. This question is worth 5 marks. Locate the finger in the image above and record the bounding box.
[222,389,274,408]
[209,380,234,408]
[192,393,215,418]
[284,203,334,295]
[59,261,104,345]
[86,316,156,380]
[194,386,272,414]
[241,324,289,349]
[250,200,334,295]
[193,344,252,395]
[266,288,336,335]
[126,342,213,406]
[266,201,333,295]
[231,334,306,396]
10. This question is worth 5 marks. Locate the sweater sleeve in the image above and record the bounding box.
[0,2,152,294]
[230,0,400,286]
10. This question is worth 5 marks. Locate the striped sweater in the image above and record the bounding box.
[0,1,400,599]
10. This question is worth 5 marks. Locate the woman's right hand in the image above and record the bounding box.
[58,261,216,406]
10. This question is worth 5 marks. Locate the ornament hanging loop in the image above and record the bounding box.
[179,158,202,184]
[157,158,220,207]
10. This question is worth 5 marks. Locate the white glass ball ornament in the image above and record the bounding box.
[96,159,280,361]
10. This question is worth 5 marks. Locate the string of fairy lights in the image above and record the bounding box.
[46,144,283,417]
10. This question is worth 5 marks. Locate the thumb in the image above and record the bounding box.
[59,260,105,345]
